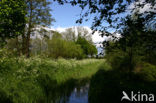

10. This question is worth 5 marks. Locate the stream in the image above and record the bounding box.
[52,83,90,103]
[66,84,89,103]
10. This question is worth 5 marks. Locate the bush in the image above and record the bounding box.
[0,48,15,58]
[105,50,134,71]
[105,49,144,72]
[139,63,156,81]
[0,89,13,103]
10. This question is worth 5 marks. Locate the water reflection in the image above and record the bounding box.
[66,84,89,103]
[42,77,90,103]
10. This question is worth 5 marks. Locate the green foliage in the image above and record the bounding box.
[46,32,84,59]
[0,0,26,46]
[142,31,156,65]
[89,68,156,103]
[76,36,97,57]
[105,48,139,72]
[0,57,102,103]
[30,28,97,59]
[89,11,156,103]
[25,0,54,27]
[139,63,156,82]
[106,49,125,69]
[23,0,55,57]
[56,0,155,34]
[0,48,18,58]
[105,16,156,72]
[0,88,13,103]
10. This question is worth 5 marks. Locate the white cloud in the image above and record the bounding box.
[92,32,105,43]
[77,26,105,43]
[128,0,156,14]
[55,27,67,32]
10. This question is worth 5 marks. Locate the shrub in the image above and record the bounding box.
[139,63,156,81]
[0,89,13,103]
[105,50,133,71]
[0,48,15,58]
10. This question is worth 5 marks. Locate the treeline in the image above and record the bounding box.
[4,27,97,59]
[104,15,156,75]
[31,29,97,59]
[88,15,156,103]
[0,0,97,59]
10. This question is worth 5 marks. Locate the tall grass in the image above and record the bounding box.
[0,57,103,103]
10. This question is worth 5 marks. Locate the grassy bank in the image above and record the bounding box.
[0,57,104,103]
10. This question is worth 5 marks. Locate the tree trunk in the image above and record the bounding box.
[22,31,26,55]
[15,37,21,56]
[25,0,33,58]
[26,31,31,57]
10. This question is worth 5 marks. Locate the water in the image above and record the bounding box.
[48,79,90,103]
[66,84,89,103]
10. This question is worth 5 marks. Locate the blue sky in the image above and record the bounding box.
[50,2,93,28]
[49,2,112,44]
[50,2,117,33]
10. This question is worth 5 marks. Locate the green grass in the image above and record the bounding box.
[0,57,104,103]
[54,59,104,83]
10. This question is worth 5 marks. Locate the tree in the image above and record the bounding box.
[143,31,156,64]
[55,0,155,36]
[77,26,92,42]
[62,26,92,42]
[105,15,156,71]
[62,28,76,41]
[46,32,84,59]
[76,36,97,57]
[88,44,97,56]
[23,0,55,57]
[0,0,26,47]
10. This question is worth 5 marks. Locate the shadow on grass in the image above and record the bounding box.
[88,69,156,103]
[0,89,13,103]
